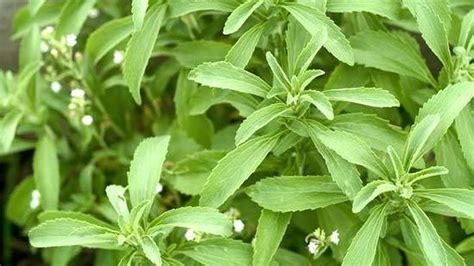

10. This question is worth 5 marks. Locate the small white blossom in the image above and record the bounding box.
[65,34,77,47]
[71,88,86,98]
[88,8,100,18]
[50,81,62,93]
[81,115,94,126]
[113,50,124,64]
[155,183,163,194]
[50,48,58,57]
[233,219,245,233]
[184,229,195,241]
[330,230,339,245]
[32,189,41,199]
[30,189,41,209]
[41,26,54,37]
[307,239,318,254]
[40,41,49,53]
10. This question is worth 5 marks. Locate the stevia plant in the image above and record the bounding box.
[1,0,474,265]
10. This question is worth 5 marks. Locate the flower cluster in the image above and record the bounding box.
[452,45,473,83]
[305,228,340,259]
[225,207,245,233]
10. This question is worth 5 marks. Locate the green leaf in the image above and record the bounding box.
[33,135,60,210]
[405,166,448,185]
[323,87,400,107]
[434,130,472,188]
[172,41,231,68]
[168,0,239,17]
[123,3,167,104]
[38,211,116,230]
[253,210,291,266]
[131,0,148,30]
[0,110,23,152]
[29,218,120,249]
[223,0,263,35]
[28,0,46,15]
[128,136,170,207]
[294,28,327,75]
[342,204,389,266]
[6,177,35,226]
[286,17,312,77]
[266,52,292,91]
[86,16,134,63]
[55,0,96,37]
[414,82,474,156]
[304,120,363,199]
[328,113,406,153]
[178,238,252,265]
[403,114,440,169]
[352,180,397,213]
[350,30,436,86]
[403,0,452,70]
[326,0,401,20]
[457,9,474,47]
[189,61,271,97]
[105,185,130,221]
[300,90,334,120]
[455,106,474,170]
[415,189,474,219]
[140,236,162,266]
[317,129,389,178]
[226,22,266,68]
[282,3,354,65]
[235,103,290,145]
[407,201,447,265]
[199,132,280,208]
[247,176,347,212]
[147,207,232,236]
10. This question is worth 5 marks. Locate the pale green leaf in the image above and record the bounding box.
[406,166,448,185]
[455,106,474,170]
[352,180,397,213]
[282,3,354,65]
[0,111,23,152]
[128,136,170,207]
[317,129,389,178]
[147,207,232,236]
[247,176,347,212]
[33,135,60,210]
[140,236,162,266]
[169,0,239,17]
[172,41,231,68]
[189,61,271,97]
[415,189,474,219]
[403,114,441,169]
[407,201,447,266]
[266,52,292,91]
[323,87,399,107]
[86,16,134,63]
[403,0,452,70]
[226,22,266,68]
[131,0,148,30]
[457,9,474,47]
[301,90,334,120]
[342,204,389,266]
[178,238,252,265]
[199,132,280,208]
[235,103,290,145]
[326,0,401,20]
[105,185,130,221]
[253,210,291,266]
[223,0,263,35]
[29,218,120,249]
[38,211,117,230]
[350,30,436,86]
[294,28,327,75]
[123,3,167,104]
[55,0,96,37]
[28,0,46,15]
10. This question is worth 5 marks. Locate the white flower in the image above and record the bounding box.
[41,26,54,37]
[30,189,41,209]
[233,219,245,233]
[65,34,77,47]
[50,81,62,93]
[50,48,58,57]
[184,229,195,241]
[88,8,100,18]
[40,41,49,53]
[155,183,163,194]
[307,239,318,254]
[113,50,124,64]
[81,115,94,126]
[71,88,85,98]
[330,230,339,245]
